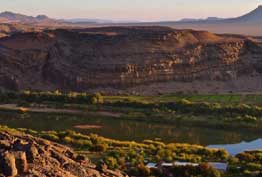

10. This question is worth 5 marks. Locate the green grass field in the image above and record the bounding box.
[104,94,262,105]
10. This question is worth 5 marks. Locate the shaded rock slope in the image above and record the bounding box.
[0,127,125,177]
[0,26,261,94]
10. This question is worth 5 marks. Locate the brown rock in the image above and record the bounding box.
[1,151,18,177]
[0,140,10,150]
[64,149,75,159]
[0,27,261,94]
[50,149,69,165]
[63,163,89,177]
[75,155,86,163]
[14,151,28,174]
[0,127,127,177]
[26,144,38,163]
[13,140,38,163]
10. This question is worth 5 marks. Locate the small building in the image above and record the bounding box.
[174,162,199,167]
[208,162,228,172]
[146,161,199,169]
[146,161,228,172]
[146,163,157,169]
[161,162,173,167]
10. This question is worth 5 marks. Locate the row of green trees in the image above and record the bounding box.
[0,90,104,104]
[106,99,262,117]
[169,163,221,177]
[1,90,261,117]
[228,151,262,177]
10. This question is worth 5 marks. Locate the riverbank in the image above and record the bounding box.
[0,91,261,146]
[0,91,261,177]
[16,127,262,177]
[0,104,122,118]
[0,102,261,146]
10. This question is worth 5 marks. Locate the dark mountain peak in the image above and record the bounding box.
[0,11,29,17]
[0,11,34,22]
[175,5,262,25]
[0,11,58,24]
[36,15,49,20]
[235,5,262,22]
[253,5,262,11]
[0,11,20,18]
[1,11,15,15]
[206,17,223,21]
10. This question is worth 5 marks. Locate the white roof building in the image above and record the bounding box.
[208,162,228,171]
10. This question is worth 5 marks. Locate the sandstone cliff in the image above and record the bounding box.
[0,26,261,94]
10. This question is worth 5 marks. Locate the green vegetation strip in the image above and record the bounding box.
[0,90,261,131]
[13,127,261,177]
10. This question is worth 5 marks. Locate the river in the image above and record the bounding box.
[0,111,261,155]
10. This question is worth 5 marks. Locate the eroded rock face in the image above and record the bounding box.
[0,129,126,177]
[0,26,261,93]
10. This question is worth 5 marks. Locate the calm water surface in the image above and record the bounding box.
[208,139,262,155]
[0,111,261,153]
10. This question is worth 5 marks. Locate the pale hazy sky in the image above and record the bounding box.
[0,0,260,21]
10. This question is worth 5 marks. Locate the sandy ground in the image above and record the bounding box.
[0,104,122,118]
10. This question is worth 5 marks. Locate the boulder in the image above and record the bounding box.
[14,151,28,174]
[0,140,10,150]
[0,128,127,177]
[1,151,18,177]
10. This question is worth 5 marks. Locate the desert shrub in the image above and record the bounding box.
[137,164,151,176]
[104,156,118,169]
[41,133,60,141]
[91,143,108,152]
[236,152,255,161]
[0,90,105,105]
[169,163,221,177]
[63,136,73,144]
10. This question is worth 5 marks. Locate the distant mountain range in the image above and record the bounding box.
[1,5,262,25]
[0,5,262,35]
[65,18,141,24]
[175,5,262,24]
[178,17,224,23]
[0,11,138,25]
[152,5,262,36]
[229,5,262,23]
[0,11,59,25]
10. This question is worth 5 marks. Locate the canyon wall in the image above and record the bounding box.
[0,27,261,94]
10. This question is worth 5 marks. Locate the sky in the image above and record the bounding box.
[0,0,260,21]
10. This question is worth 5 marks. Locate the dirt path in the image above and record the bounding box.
[0,104,122,118]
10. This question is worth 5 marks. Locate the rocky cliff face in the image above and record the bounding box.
[0,127,125,177]
[0,26,261,93]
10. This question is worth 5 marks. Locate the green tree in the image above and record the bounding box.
[104,156,118,169]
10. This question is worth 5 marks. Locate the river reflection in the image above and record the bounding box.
[0,111,261,146]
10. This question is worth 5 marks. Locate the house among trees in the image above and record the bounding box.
[208,162,228,172]
[146,161,228,172]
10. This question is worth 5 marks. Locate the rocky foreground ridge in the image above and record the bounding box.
[0,127,125,177]
[0,26,261,94]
